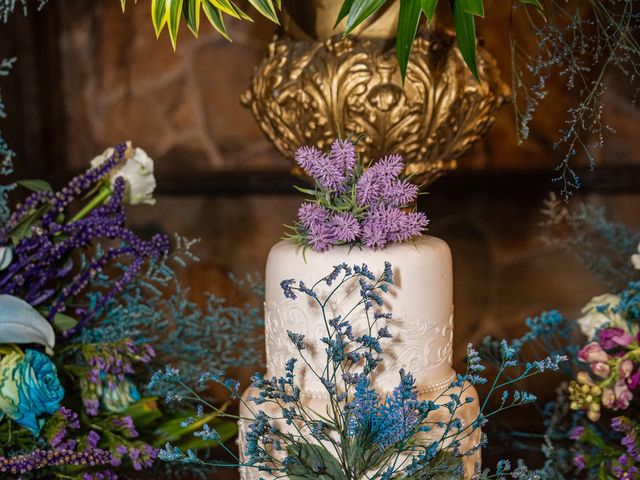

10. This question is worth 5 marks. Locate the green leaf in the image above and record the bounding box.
[518,0,545,19]
[124,398,163,428]
[154,405,229,445]
[121,0,127,13]
[458,0,483,17]
[183,0,202,36]
[344,0,387,35]
[52,313,78,333]
[397,0,422,82]
[202,2,232,41]
[246,0,279,24]
[17,179,52,193]
[10,203,50,246]
[167,0,185,49]
[420,0,438,22]
[208,0,252,21]
[452,0,478,79]
[286,444,346,480]
[335,0,355,28]
[151,0,168,37]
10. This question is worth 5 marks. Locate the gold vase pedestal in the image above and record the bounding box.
[242,0,508,185]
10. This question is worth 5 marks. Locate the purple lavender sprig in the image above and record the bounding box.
[288,139,428,251]
[0,143,169,337]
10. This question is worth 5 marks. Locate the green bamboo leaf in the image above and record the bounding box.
[183,0,202,36]
[123,398,163,428]
[335,0,355,28]
[202,2,232,41]
[452,0,478,79]
[246,0,279,24]
[52,313,78,333]
[344,0,387,35]
[176,420,237,451]
[420,0,438,22]
[167,0,185,50]
[151,0,168,37]
[518,0,545,19]
[17,179,52,193]
[458,0,483,17]
[397,0,422,82]
[208,0,252,21]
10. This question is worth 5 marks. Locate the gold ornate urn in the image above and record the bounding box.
[242,0,508,185]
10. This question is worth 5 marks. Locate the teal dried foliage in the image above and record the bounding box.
[541,193,640,291]
[77,235,264,395]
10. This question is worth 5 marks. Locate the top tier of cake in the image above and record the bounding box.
[264,235,456,394]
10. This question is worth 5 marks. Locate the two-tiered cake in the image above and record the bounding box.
[238,236,481,478]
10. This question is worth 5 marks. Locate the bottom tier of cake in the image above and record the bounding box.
[237,380,482,479]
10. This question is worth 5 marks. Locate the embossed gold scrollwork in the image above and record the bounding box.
[242,30,509,186]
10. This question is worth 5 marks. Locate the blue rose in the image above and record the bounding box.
[0,349,65,435]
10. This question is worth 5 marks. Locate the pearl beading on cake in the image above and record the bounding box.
[295,373,458,399]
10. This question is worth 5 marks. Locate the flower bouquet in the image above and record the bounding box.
[0,142,262,478]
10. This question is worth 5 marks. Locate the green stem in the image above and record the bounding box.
[70,183,113,223]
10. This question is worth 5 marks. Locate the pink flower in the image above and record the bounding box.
[628,369,640,390]
[599,328,634,350]
[614,380,633,410]
[578,342,610,364]
[573,454,586,470]
[591,362,610,379]
[569,426,585,440]
[620,359,634,380]
[602,388,615,408]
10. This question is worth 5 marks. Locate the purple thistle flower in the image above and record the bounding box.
[360,219,388,249]
[307,222,337,252]
[329,139,357,176]
[355,168,383,207]
[369,154,405,179]
[295,146,346,191]
[360,205,428,248]
[298,203,330,229]
[331,212,360,243]
[380,178,419,207]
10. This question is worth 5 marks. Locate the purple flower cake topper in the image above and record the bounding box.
[288,139,428,251]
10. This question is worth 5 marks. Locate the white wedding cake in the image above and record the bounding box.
[238,235,481,479]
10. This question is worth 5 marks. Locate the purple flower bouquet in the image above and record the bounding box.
[0,143,250,479]
[287,139,429,251]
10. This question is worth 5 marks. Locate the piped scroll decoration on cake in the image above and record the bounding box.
[388,311,454,373]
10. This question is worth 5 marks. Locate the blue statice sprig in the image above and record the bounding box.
[0,56,16,224]
[510,1,640,198]
[154,263,564,479]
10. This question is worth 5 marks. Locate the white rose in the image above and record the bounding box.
[632,242,640,270]
[576,293,623,339]
[91,143,157,206]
